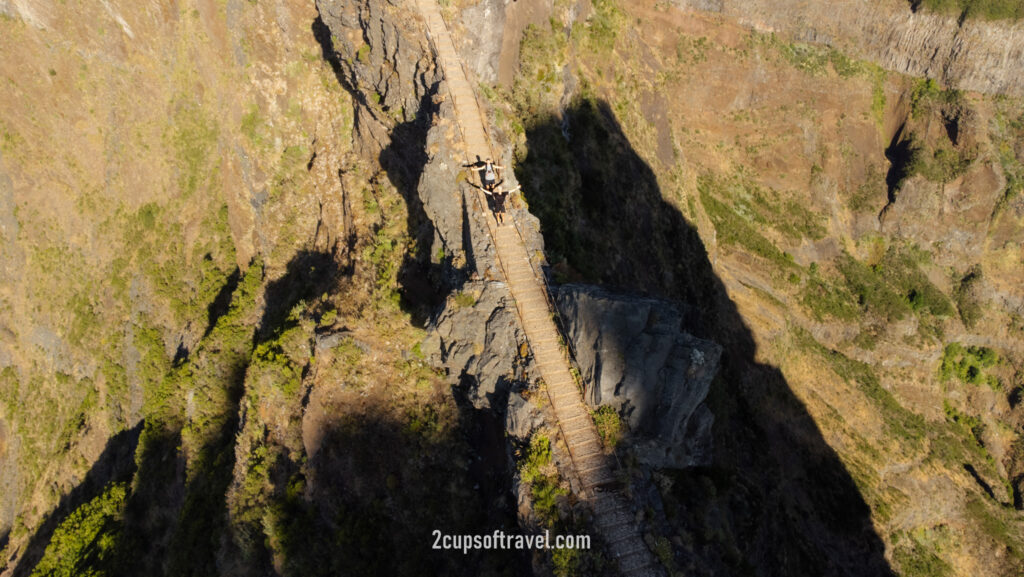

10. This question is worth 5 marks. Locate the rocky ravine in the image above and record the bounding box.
[319,0,722,569]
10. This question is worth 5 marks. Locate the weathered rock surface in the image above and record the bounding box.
[555,284,721,468]
[451,0,507,84]
[422,280,527,409]
[880,162,1005,260]
[316,0,438,123]
[505,390,545,440]
[450,0,555,86]
[674,0,1024,96]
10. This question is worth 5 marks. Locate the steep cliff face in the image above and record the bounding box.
[672,0,1024,96]
[0,0,354,566]
[447,0,1023,574]
[2,0,1022,575]
[0,0,533,575]
[555,285,720,469]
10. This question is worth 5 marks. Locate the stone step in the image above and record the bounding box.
[560,416,591,435]
[551,394,585,410]
[524,311,554,325]
[581,468,616,489]
[609,536,651,561]
[591,493,627,517]
[558,402,589,419]
[535,358,566,372]
[557,410,591,430]
[546,376,577,391]
[576,456,611,479]
[561,426,596,448]
[549,387,580,402]
[571,451,608,474]
[617,549,659,574]
[572,440,603,460]
[550,397,581,412]
[595,518,636,544]
[596,507,634,532]
[506,272,535,283]
[529,336,559,348]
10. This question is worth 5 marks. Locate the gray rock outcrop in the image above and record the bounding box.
[674,0,1024,96]
[316,0,438,124]
[421,280,527,409]
[555,284,721,468]
[452,0,507,84]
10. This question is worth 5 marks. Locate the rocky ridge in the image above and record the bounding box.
[672,0,1024,96]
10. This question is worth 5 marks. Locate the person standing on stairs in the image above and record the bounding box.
[464,156,504,191]
[486,184,519,225]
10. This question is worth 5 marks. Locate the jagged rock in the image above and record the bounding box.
[554,284,721,469]
[505,391,544,440]
[452,0,506,84]
[422,280,526,409]
[417,94,463,248]
[880,160,1004,264]
[674,0,1024,96]
[316,0,438,124]
[314,329,353,352]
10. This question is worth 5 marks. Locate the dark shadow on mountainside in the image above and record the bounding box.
[514,97,896,577]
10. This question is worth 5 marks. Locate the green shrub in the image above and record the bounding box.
[582,0,624,52]
[953,265,984,328]
[793,328,925,441]
[938,342,1001,389]
[880,247,954,317]
[31,483,127,577]
[318,308,338,327]
[698,175,798,271]
[892,535,952,577]
[551,545,582,577]
[240,106,266,148]
[837,255,910,321]
[778,42,831,75]
[453,291,476,308]
[531,475,567,526]
[520,433,552,484]
[801,273,859,321]
[591,405,622,448]
[965,498,1021,559]
[169,97,217,197]
[251,327,305,397]
[356,43,370,63]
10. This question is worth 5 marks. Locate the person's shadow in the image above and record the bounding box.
[516,97,896,576]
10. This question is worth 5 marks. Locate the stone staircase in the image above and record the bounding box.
[414,1,664,574]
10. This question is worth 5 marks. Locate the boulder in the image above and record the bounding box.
[555,284,721,468]
[421,280,526,409]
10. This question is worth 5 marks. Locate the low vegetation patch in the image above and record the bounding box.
[910,0,1024,21]
[891,532,953,577]
[31,482,127,577]
[802,245,952,330]
[591,404,622,448]
[698,174,799,272]
[793,328,925,442]
[939,342,1001,389]
[953,265,984,328]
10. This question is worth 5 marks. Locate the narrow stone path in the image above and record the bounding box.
[414,1,664,575]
